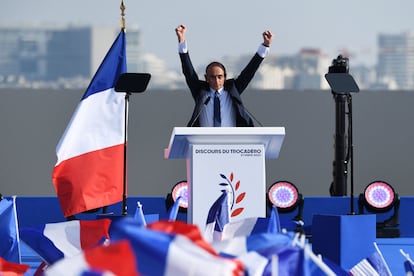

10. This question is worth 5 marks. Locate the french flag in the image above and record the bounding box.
[405,260,414,275]
[52,29,127,217]
[19,219,111,265]
[349,242,392,276]
[211,232,304,275]
[0,196,21,263]
[220,206,281,241]
[220,207,300,241]
[44,240,139,276]
[211,232,294,258]
[109,218,244,276]
[212,232,348,276]
[0,257,29,276]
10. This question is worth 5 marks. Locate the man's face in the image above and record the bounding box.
[205,65,226,91]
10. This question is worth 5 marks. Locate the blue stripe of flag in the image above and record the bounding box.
[109,218,174,276]
[81,30,127,100]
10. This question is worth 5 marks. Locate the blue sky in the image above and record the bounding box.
[1,0,413,68]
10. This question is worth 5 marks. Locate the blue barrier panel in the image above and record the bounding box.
[312,214,376,270]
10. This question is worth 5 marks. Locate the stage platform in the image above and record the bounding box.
[13,196,414,274]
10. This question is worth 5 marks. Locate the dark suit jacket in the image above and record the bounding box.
[180,51,264,127]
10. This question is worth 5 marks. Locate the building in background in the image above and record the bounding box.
[244,48,331,90]
[0,25,142,88]
[0,25,413,91]
[0,26,49,83]
[377,31,414,90]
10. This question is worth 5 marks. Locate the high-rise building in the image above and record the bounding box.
[0,26,50,81]
[0,25,142,86]
[248,48,331,90]
[46,26,92,80]
[377,32,414,90]
[125,26,143,73]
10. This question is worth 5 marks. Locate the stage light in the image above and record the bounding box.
[267,181,304,222]
[358,180,400,237]
[165,180,188,213]
[171,180,189,209]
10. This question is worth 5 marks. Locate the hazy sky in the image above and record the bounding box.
[1,0,413,69]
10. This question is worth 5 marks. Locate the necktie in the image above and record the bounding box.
[214,91,221,127]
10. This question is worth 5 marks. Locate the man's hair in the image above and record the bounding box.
[205,61,227,78]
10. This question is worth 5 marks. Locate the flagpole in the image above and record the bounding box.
[120,0,128,216]
[122,93,129,216]
[117,1,151,216]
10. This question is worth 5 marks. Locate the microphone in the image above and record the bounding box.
[189,96,211,127]
[232,97,263,127]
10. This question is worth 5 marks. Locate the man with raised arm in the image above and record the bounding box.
[175,24,273,127]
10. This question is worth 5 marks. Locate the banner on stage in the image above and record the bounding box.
[190,144,266,228]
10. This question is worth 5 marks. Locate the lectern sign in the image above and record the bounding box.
[164,127,285,230]
[190,144,265,227]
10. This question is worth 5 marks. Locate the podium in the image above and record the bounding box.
[164,127,285,229]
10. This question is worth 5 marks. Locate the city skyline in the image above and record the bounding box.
[1,0,413,71]
[1,25,413,90]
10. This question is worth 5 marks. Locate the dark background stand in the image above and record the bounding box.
[325,55,359,214]
[311,57,376,269]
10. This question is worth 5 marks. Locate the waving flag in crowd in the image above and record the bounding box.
[401,249,414,275]
[109,218,243,276]
[211,231,295,275]
[405,260,414,275]
[212,232,294,258]
[12,185,394,275]
[0,196,21,263]
[19,219,111,265]
[219,207,282,241]
[52,29,127,217]
[15,215,391,275]
[44,240,139,276]
[167,196,182,221]
[134,201,147,226]
[349,242,392,276]
[0,257,29,276]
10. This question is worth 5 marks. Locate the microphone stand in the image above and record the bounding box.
[232,96,263,127]
[242,104,263,127]
[189,96,211,127]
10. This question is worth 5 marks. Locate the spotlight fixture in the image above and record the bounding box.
[165,180,189,213]
[358,180,400,238]
[171,180,189,209]
[267,181,304,223]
